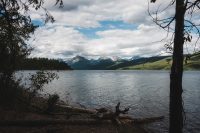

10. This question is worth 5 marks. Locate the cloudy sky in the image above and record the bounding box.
[28,0,199,59]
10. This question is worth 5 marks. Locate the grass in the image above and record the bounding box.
[120,54,200,70]
[184,54,200,70]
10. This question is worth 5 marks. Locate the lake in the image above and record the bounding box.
[18,70,200,133]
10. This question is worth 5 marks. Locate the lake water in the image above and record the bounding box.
[18,70,200,133]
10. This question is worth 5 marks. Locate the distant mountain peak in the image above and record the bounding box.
[73,55,86,60]
[66,55,117,70]
[111,56,123,62]
[98,56,111,60]
[68,55,88,64]
[131,56,141,60]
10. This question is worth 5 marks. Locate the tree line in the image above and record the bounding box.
[15,58,72,70]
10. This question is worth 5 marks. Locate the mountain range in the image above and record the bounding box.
[66,52,200,70]
[66,55,169,70]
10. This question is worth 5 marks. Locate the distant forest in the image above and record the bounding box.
[16,58,72,70]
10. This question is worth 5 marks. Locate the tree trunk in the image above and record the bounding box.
[170,0,185,133]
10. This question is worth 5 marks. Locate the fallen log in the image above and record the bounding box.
[0,116,164,127]
[93,102,164,125]
[47,112,80,116]
[55,104,97,114]
[92,102,129,119]
[119,116,165,124]
[0,119,112,127]
[55,103,164,125]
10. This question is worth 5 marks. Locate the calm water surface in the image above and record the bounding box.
[18,70,200,133]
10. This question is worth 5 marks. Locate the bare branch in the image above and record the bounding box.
[148,1,175,30]
[186,0,200,10]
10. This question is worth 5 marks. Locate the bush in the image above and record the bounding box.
[0,75,26,108]
[28,71,59,102]
[0,71,59,110]
[46,94,60,113]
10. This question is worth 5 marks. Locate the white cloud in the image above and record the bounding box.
[29,23,170,59]
[29,0,156,28]
[29,25,87,58]
[28,0,200,59]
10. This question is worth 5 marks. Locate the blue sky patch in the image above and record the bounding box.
[77,20,138,39]
[32,19,44,27]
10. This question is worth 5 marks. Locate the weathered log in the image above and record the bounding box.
[119,116,165,124]
[47,112,80,116]
[55,104,97,114]
[48,110,164,124]
[0,119,112,127]
[93,103,164,125]
[0,115,164,127]
[55,103,164,125]
[115,102,129,116]
[92,112,164,124]
[93,102,129,121]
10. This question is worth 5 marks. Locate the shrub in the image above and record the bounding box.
[0,70,59,110]
[46,94,60,113]
[28,71,59,102]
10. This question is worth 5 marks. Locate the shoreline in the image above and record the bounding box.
[0,94,164,133]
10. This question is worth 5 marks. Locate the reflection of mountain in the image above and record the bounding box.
[66,53,200,70]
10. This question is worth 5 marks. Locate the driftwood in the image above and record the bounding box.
[56,103,164,124]
[0,102,164,127]
[0,119,112,127]
[93,102,129,120]
[93,102,164,125]
[0,116,164,127]
[91,102,129,125]
[119,115,165,124]
[55,104,97,114]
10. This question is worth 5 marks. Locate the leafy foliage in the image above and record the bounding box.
[0,1,65,110]
[0,75,24,107]
[29,71,59,94]
[19,70,59,107]
[0,0,54,76]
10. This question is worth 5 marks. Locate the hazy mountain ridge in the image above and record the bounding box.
[66,55,169,70]
[67,56,117,70]
[66,53,200,70]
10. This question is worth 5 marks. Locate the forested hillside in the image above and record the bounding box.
[16,58,72,70]
[120,53,200,70]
